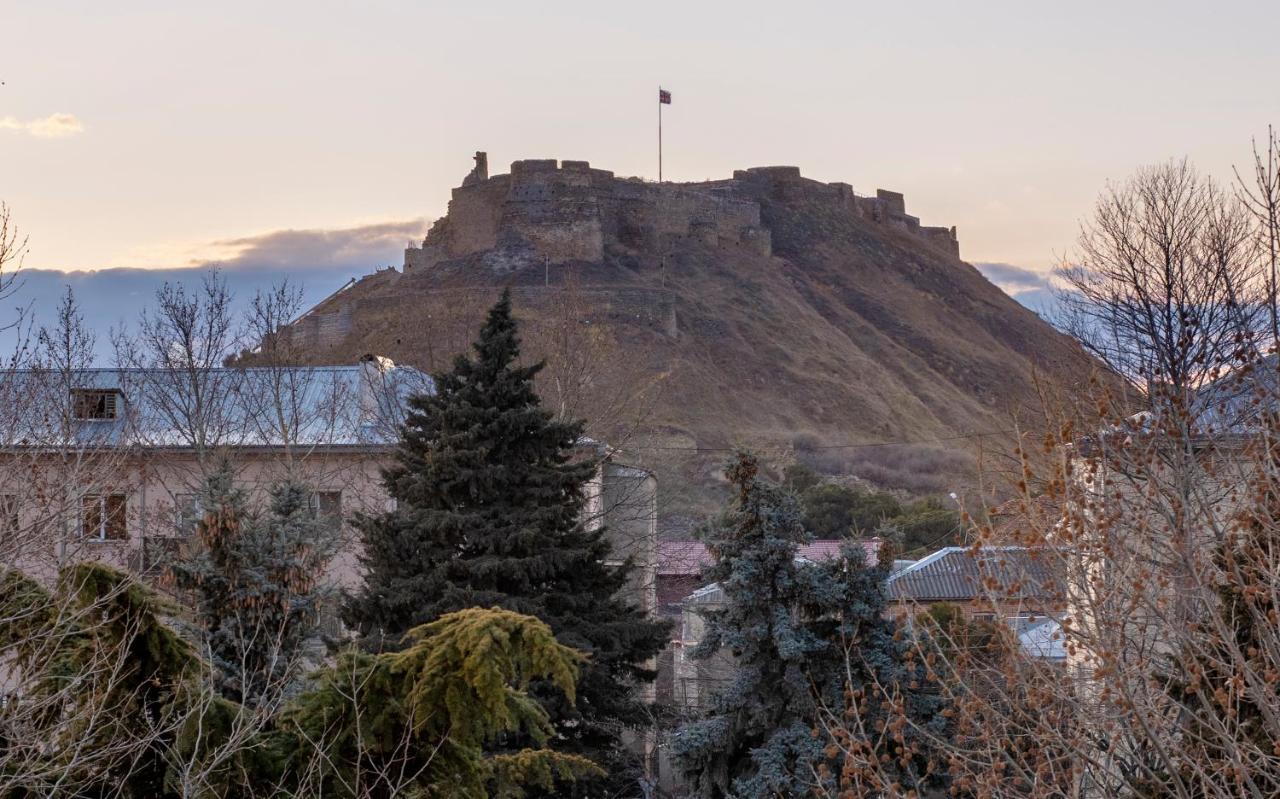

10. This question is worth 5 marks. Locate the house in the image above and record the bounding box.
[654,538,880,794]
[886,546,1065,660]
[660,538,882,706]
[0,357,422,583]
[657,538,882,617]
[0,356,658,618]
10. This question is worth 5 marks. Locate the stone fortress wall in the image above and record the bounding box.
[294,155,960,351]
[405,153,959,273]
[286,279,358,351]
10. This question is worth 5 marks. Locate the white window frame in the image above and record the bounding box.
[81,493,128,542]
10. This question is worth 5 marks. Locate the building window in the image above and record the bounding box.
[0,495,17,535]
[82,494,127,541]
[72,389,121,421]
[174,493,200,535]
[311,491,343,528]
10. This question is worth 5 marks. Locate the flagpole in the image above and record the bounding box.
[658,86,663,183]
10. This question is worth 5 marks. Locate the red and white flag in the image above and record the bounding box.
[659,89,672,105]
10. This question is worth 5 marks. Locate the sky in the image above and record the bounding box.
[3,0,1280,332]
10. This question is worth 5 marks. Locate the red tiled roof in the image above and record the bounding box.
[657,538,881,576]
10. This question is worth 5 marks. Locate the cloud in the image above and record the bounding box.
[201,219,426,271]
[975,261,1053,295]
[107,219,428,271]
[0,112,85,138]
[3,219,429,362]
[973,262,1087,324]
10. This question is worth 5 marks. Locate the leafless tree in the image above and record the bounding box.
[113,270,246,468]
[1236,127,1280,344]
[0,223,420,796]
[238,281,354,475]
[1055,159,1262,425]
[0,202,28,329]
[804,152,1280,799]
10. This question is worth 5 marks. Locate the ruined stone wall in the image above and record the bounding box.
[504,160,607,262]
[403,156,959,271]
[508,285,678,339]
[403,158,775,272]
[289,302,354,351]
[855,188,958,256]
[444,176,508,256]
[728,166,959,256]
[609,180,764,252]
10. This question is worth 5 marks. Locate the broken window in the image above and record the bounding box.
[82,494,127,541]
[72,389,121,421]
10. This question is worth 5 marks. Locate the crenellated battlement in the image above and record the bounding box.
[404,154,958,272]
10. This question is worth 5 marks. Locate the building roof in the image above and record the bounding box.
[0,359,431,451]
[886,546,1063,604]
[658,538,881,576]
[1193,354,1280,433]
[1017,617,1067,661]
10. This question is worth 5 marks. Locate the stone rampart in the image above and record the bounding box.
[403,155,959,271]
[290,302,353,351]
[730,166,960,257]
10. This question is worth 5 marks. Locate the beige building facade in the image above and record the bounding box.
[0,357,658,617]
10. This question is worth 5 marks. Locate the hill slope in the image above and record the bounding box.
[283,156,1097,521]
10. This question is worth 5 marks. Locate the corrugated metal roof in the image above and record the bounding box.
[0,363,431,450]
[886,546,1063,603]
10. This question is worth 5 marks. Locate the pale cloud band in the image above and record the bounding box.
[108,219,427,271]
[975,262,1058,296]
[0,112,85,138]
[7,218,426,362]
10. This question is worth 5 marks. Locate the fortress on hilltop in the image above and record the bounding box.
[404,152,959,272]
[278,148,1097,529]
[287,153,967,353]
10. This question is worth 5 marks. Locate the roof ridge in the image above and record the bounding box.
[886,547,957,582]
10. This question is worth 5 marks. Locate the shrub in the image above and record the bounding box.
[799,484,902,538]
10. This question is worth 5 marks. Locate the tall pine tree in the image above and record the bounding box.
[346,289,670,794]
[673,453,950,798]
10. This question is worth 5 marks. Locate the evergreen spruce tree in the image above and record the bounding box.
[169,461,339,703]
[672,453,951,798]
[346,289,670,793]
